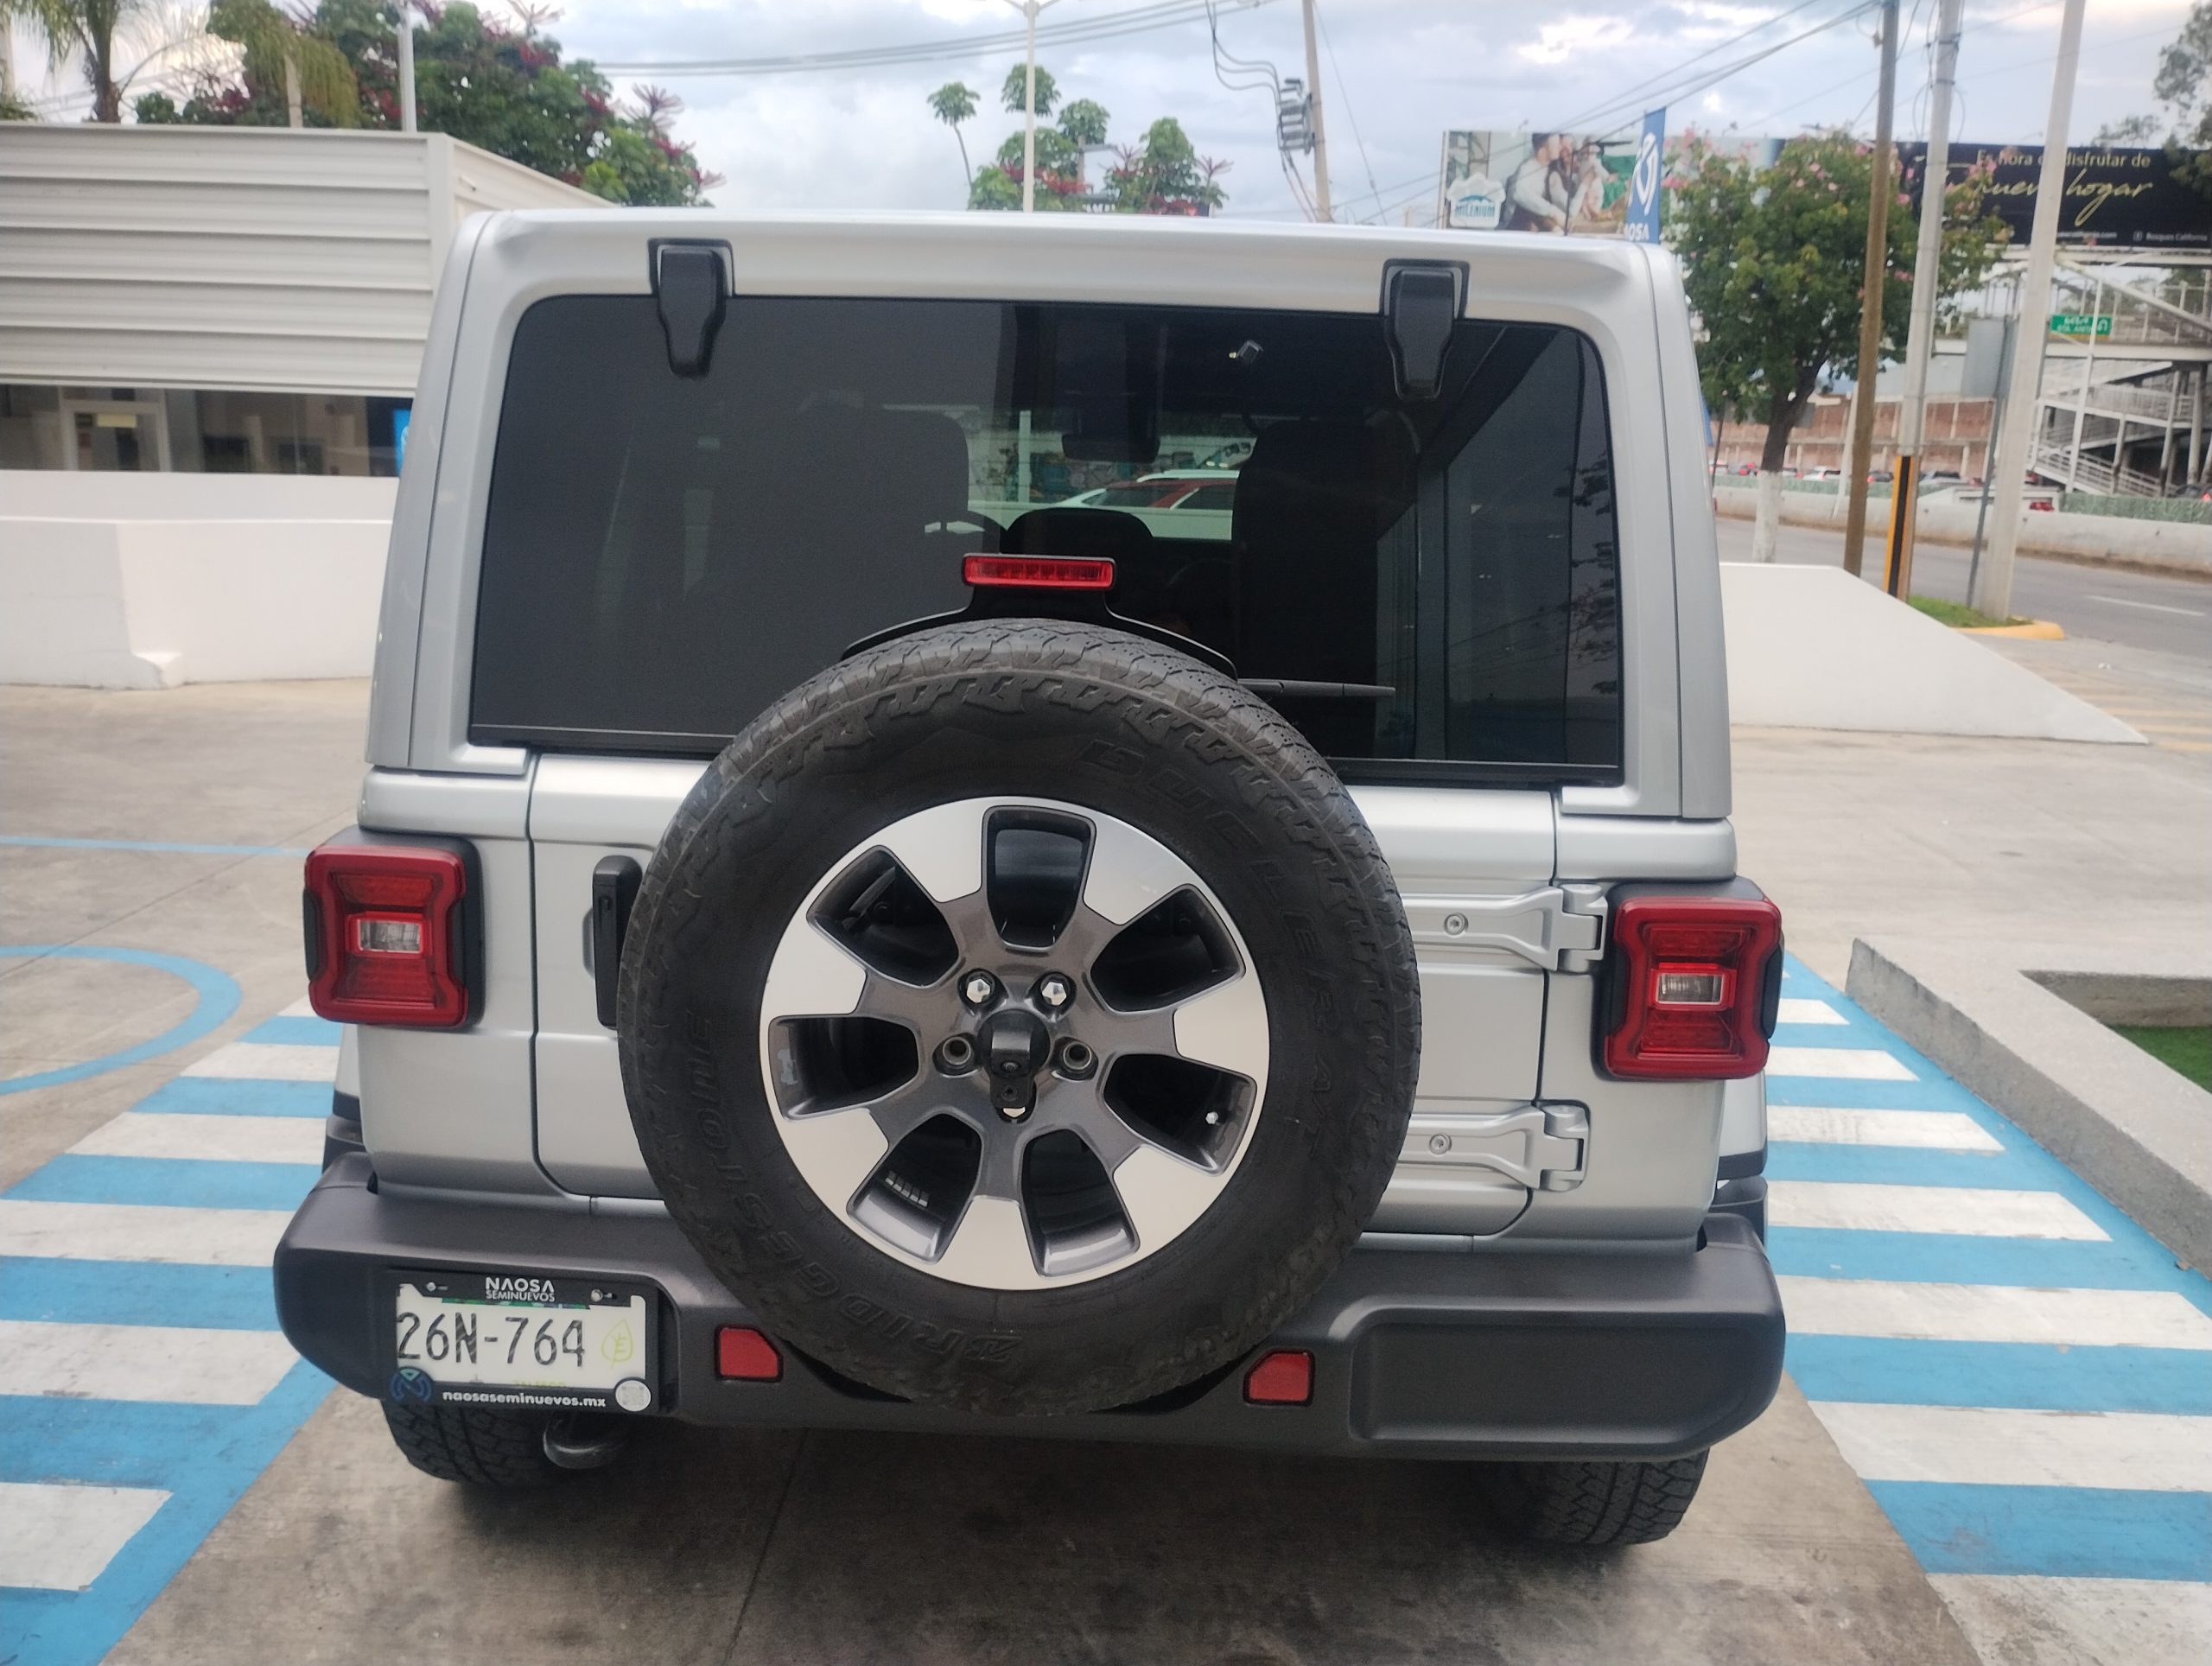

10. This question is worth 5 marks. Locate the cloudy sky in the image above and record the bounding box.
[527,0,2196,218]
[10,0,2196,219]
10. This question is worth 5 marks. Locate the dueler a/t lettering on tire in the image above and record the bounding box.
[617,621,1421,1415]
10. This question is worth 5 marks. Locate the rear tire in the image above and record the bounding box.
[380,1399,563,1488]
[1491,1452,1710,1547]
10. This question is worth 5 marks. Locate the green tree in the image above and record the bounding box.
[5,0,155,121]
[927,79,978,187]
[1105,118,1227,215]
[2153,0,2212,196]
[205,0,358,125]
[966,74,1224,215]
[137,0,716,205]
[1057,96,1108,147]
[1668,129,2006,544]
[999,60,1055,117]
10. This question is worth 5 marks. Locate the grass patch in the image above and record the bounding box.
[2111,1024,2212,1092]
[1910,595,2031,630]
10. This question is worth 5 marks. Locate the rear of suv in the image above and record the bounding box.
[276,211,1783,1545]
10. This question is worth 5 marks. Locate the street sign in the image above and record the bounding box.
[2048,313,2113,336]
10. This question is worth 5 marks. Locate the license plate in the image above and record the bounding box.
[386,1271,657,1415]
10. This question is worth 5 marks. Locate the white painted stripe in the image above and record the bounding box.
[0,1481,169,1592]
[1769,1105,2003,1152]
[1812,1402,2212,1492]
[1778,1277,2212,1350]
[1929,1574,2212,1666]
[1768,1180,2106,1239]
[69,1111,326,1166]
[1776,997,1847,1026]
[279,995,317,1017]
[0,1319,300,1404]
[1766,1046,1917,1080]
[0,1199,287,1266]
[183,1042,336,1082]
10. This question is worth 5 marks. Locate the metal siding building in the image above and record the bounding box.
[0,124,606,397]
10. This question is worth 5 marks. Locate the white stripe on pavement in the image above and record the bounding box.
[0,1200,288,1266]
[0,1481,170,1593]
[0,1319,300,1405]
[1768,1181,2107,1239]
[1776,997,1847,1026]
[1777,1277,2212,1350]
[1769,1106,2003,1152]
[68,1111,326,1167]
[1929,1574,2212,1666]
[279,995,318,1017]
[1812,1402,2212,1493]
[182,1042,337,1081]
[1766,1046,1917,1081]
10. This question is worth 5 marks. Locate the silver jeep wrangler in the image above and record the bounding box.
[278,211,1783,1547]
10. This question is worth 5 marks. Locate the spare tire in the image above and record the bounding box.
[618,620,1419,1415]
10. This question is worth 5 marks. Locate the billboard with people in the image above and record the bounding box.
[1440,127,1784,236]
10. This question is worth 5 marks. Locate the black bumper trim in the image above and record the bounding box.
[276,1155,1784,1461]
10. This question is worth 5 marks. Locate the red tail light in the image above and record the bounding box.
[1602,894,1783,1080]
[715,1326,783,1381]
[1243,1349,1313,1405]
[304,843,474,1027]
[962,555,1116,591]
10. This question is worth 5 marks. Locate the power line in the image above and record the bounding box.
[594,0,1276,77]
[1552,0,1840,134]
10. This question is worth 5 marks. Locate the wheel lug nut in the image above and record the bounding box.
[961,970,999,1008]
[1035,973,1072,1011]
[936,1035,976,1073]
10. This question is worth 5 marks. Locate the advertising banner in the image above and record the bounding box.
[1624,110,1667,244]
[1898,142,2210,252]
[1439,131,1640,234]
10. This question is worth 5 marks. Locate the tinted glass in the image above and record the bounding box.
[472,296,1621,779]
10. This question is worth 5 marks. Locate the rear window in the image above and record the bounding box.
[471,295,1622,783]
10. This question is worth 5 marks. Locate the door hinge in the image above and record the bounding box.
[1402,886,1608,972]
[1398,1102,1589,1192]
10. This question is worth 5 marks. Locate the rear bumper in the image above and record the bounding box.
[277,1154,1785,1461]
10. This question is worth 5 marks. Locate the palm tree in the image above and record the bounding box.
[5,0,153,122]
[927,79,978,188]
[205,0,356,127]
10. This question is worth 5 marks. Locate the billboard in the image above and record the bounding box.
[1440,126,1783,236]
[1439,131,1639,234]
[1898,142,2211,253]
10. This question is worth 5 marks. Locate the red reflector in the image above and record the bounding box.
[1602,894,1783,1081]
[303,843,470,1028]
[716,1326,783,1381]
[1243,1349,1313,1405]
[962,555,1116,591]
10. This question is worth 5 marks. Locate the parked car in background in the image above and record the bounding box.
[1066,471,1240,512]
[1803,467,1843,480]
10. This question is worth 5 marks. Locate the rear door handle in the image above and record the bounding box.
[591,855,644,1028]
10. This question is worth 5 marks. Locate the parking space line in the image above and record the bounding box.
[1769,1226,2212,1292]
[182,1042,342,1082]
[1779,1277,2212,1348]
[0,1319,302,1405]
[1814,1402,2212,1493]
[68,1112,326,1167]
[1891,1492,2212,1580]
[1769,1180,2107,1239]
[239,1014,342,1048]
[1767,1046,1919,1080]
[7,1154,321,1213]
[0,1482,170,1593]
[1775,997,1847,1025]
[0,1201,289,1266]
[1769,1106,2001,1151]
[1788,1338,2212,1415]
[130,1078,329,1118]
[0,1260,279,1332]
[1929,1573,2212,1662]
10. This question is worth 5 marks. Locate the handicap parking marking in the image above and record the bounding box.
[0,978,340,1666]
[1769,957,2212,1660]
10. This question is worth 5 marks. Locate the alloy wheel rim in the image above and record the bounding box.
[756,796,1270,1290]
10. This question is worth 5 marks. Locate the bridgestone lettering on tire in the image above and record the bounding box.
[618,620,1421,1415]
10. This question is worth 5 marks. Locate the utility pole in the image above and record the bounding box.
[1,15,16,105]
[1842,0,1900,581]
[1974,0,2087,620]
[1300,0,1332,220]
[1002,0,1062,214]
[1884,0,1961,601]
[397,2,417,133]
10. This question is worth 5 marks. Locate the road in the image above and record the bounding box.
[1713,514,2210,662]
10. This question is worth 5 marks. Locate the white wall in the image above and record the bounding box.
[1,472,393,686]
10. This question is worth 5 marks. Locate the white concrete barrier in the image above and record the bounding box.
[0,472,392,687]
[1720,563,2144,744]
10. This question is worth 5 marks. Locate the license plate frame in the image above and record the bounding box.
[383,1269,659,1415]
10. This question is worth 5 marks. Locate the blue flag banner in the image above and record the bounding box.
[1625,109,1666,244]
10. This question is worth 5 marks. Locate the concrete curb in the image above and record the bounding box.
[1847,936,2212,1275]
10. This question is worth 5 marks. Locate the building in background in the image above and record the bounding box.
[0,123,605,476]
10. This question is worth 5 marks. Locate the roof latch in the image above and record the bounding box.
[1382,260,1465,402]
[654,243,728,378]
